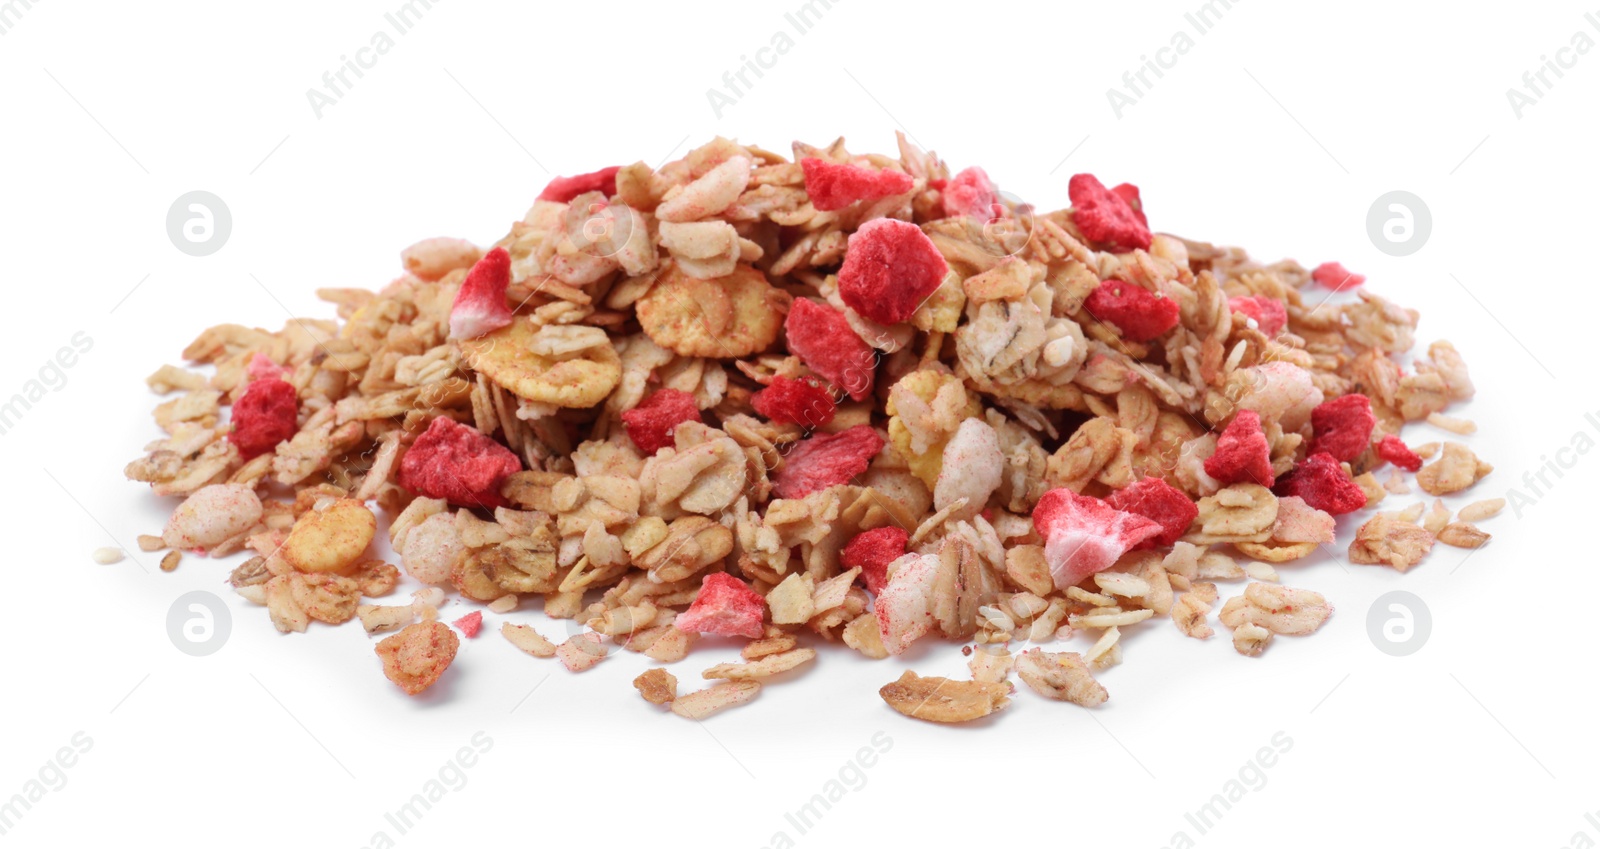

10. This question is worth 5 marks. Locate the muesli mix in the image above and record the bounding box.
[123,135,1496,722]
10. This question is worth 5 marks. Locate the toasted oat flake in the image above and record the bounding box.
[671,680,762,719]
[634,668,678,705]
[1426,412,1477,434]
[879,671,1010,723]
[1458,498,1505,522]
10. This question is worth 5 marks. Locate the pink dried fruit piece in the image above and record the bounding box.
[800,158,915,212]
[751,375,837,429]
[1204,409,1275,487]
[452,611,483,638]
[247,352,288,382]
[836,218,950,326]
[1228,295,1288,337]
[1274,452,1368,516]
[1311,261,1365,291]
[228,378,299,460]
[941,166,998,219]
[1310,394,1377,462]
[537,165,622,203]
[621,388,703,455]
[398,415,523,509]
[1376,434,1423,472]
[1068,173,1152,251]
[841,526,910,596]
[771,425,884,500]
[675,572,766,639]
[1084,280,1180,343]
[448,247,513,340]
[784,298,876,401]
[1105,476,1198,548]
[1032,488,1163,590]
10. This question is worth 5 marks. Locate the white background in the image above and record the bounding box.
[2,0,1597,846]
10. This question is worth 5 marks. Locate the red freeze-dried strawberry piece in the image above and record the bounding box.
[536,165,622,203]
[841,526,910,596]
[1032,488,1164,589]
[1274,452,1368,516]
[228,378,299,460]
[1376,434,1423,472]
[751,375,837,429]
[1228,295,1288,337]
[448,247,513,340]
[1204,409,1276,487]
[1109,183,1148,227]
[1106,477,1198,548]
[836,218,949,326]
[771,425,884,500]
[1309,394,1377,462]
[398,415,523,509]
[1068,173,1152,251]
[941,166,998,219]
[452,611,483,638]
[675,572,766,639]
[784,298,876,401]
[1311,261,1365,291]
[1083,280,1180,343]
[800,158,915,212]
[621,389,702,455]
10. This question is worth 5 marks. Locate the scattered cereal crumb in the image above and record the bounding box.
[92,547,125,565]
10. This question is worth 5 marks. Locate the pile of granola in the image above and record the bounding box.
[124,135,1496,723]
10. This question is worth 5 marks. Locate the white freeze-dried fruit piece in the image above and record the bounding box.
[162,484,263,549]
[933,418,1003,518]
[876,553,940,655]
[671,680,762,719]
[400,511,465,585]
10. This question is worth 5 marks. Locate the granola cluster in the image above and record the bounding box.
[124,134,1494,722]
